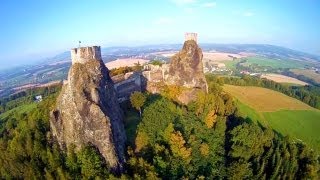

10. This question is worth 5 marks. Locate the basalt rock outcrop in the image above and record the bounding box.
[167,40,208,92]
[164,37,208,105]
[50,46,126,172]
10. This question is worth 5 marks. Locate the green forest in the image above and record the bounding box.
[0,78,319,179]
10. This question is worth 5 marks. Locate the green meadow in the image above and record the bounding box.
[222,56,311,70]
[235,100,320,153]
[243,56,309,69]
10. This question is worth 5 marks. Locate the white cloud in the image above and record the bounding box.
[171,0,197,5]
[243,12,254,17]
[201,2,216,8]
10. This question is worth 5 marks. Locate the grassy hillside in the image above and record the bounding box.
[222,60,238,70]
[265,110,320,151]
[0,103,37,119]
[223,56,311,70]
[223,85,314,111]
[243,57,309,69]
[224,85,320,153]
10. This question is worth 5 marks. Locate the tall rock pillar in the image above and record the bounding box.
[50,46,126,172]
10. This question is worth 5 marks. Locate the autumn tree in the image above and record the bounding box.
[135,131,149,153]
[130,91,146,117]
[169,131,192,163]
[199,143,209,157]
[204,110,217,128]
[161,85,182,101]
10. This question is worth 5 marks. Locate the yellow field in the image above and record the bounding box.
[291,69,320,83]
[105,58,149,69]
[261,73,308,85]
[223,85,314,112]
[203,52,242,61]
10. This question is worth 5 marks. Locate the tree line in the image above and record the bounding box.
[282,69,320,87]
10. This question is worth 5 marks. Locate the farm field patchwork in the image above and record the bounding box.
[202,52,247,62]
[260,73,308,86]
[291,69,320,84]
[223,85,320,153]
[222,60,238,69]
[220,56,312,71]
[243,56,310,69]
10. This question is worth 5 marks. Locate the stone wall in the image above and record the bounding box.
[114,72,144,102]
[142,64,170,82]
[71,46,102,64]
[113,32,205,103]
[184,32,198,42]
[113,64,172,102]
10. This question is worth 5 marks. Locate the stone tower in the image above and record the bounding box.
[50,45,126,172]
[71,46,102,64]
[165,33,207,104]
[184,32,198,43]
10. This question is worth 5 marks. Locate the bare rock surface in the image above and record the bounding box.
[167,40,208,92]
[50,54,126,171]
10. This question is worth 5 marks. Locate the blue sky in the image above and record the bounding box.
[0,0,319,67]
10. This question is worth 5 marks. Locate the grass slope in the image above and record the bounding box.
[224,85,320,153]
[265,110,320,151]
[222,60,238,70]
[0,103,37,119]
[235,100,267,124]
[223,85,314,112]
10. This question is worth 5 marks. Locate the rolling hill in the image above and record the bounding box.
[1,44,320,98]
[223,84,320,152]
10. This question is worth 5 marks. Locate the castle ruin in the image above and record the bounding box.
[113,32,207,103]
[184,32,198,42]
[66,33,203,103]
[71,46,102,64]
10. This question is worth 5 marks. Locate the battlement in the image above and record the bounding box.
[184,32,198,43]
[71,46,102,64]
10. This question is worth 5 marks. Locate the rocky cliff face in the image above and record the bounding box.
[167,40,208,92]
[50,57,126,171]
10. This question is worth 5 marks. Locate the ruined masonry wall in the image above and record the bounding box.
[71,46,102,64]
[185,33,198,42]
